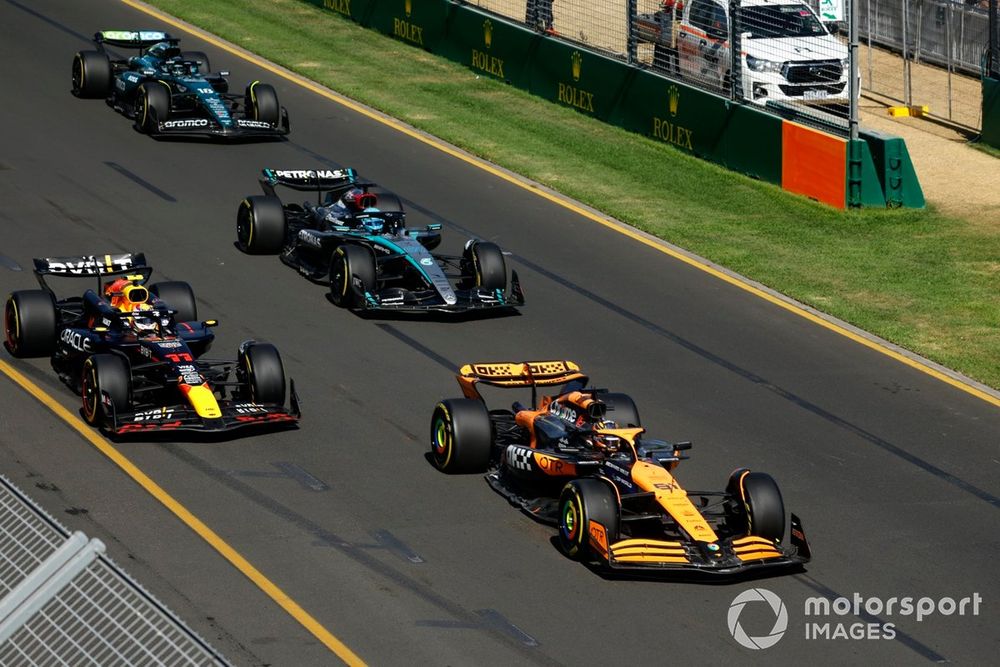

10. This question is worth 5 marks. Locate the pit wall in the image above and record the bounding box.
[309,0,924,209]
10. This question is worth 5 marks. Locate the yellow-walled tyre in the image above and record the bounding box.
[237,196,286,255]
[430,398,491,473]
[558,478,619,561]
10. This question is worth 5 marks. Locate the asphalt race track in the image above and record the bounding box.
[1,1,997,664]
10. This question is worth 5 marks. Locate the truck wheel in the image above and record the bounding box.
[4,290,56,358]
[81,354,132,426]
[237,196,287,254]
[558,478,619,561]
[430,398,492,473]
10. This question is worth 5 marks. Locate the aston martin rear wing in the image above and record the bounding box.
[32,253,151,294]
[457,360,588,401]
[94,30,175,50]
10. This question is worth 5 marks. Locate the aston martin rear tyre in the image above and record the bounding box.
[72,50,111,98]
[430,398,492,473]
[237,196,286,255]
[240,343,286,405]
[81,354,132,426]
[558,478,619,561]
[4,290,56,358]
[329,244,376,308]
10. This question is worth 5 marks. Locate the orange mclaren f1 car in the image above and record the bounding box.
[430,360,811,574]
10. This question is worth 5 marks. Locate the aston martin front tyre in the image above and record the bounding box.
[245,82,280,125]
[81,354,132,427]
[558,479,619,561]
[329,245,375,308]
[135,82,171,133]
[239,343,286,405]
[72,50,111,98]
[237,196,286,254]
[429,399,492,473]
[4,290,56,358]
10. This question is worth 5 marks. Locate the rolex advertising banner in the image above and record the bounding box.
[529,39,634,121]
[305,0,375,23]
[437,10,537,89]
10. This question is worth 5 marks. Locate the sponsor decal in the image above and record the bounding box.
[176,363,202,385]
[419,257,434,266]
[298,230,323,247]
[274,169,348,180]
[44,256,133,275]
[131,407,175,422]
[162,118,209,129]
[557,52,595,113]
[548,401,579,423]
[60,329,93,352]
[393,0,424,45]
[236,119,272,129]
[505,445,533,471]
[652,85,693,150]
[471,19,504,78]
[233,403,268,414]
[323,0,351,16]
[154,340,182,348]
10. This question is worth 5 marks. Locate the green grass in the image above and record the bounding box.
[147,0,1000,389]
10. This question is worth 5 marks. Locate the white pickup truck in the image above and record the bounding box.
[641,0,850,105]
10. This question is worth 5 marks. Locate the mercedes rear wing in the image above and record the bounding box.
[457,360,588,402]
[259,168,369,198]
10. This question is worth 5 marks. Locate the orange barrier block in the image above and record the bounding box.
[781,122,847,209]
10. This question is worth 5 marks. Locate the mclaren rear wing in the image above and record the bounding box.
[457,360,588,401]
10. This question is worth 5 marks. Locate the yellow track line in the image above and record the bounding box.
[119,1,1000,409]
[0,359,365,666]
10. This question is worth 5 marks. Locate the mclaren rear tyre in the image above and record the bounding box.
[180,50,211,75]
[245,82,280,126]
[135,82,171,134]
[558,478,619,561]
[4,291,56,358]
[601,392,640,428]
[72,50,111,98]
[466,241,506,291]
[81,354,132,427]
[727,469,786,541]
[240,343,286,405]
[430,398,492,473]
[237,196,286,255]
[150,281,198,323]
[329,245,376,309]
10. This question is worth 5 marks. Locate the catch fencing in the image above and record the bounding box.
[466,0,998,132]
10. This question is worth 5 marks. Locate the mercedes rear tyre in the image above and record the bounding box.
[72,50,112,98]
[237,196,287,254]
[245,82,280,125]
[329,244,376,308]
[239,343,286,405]
[558,478,619,561]
[149,281,198,323]
[81,354,132,427]
[4,290,56,358]
[135,82,171,133]
[465,241,506,291]
[429,398,492,473]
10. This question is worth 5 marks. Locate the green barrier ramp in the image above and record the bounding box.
[983,77,1000,149]
[847,139,887,208]
[860,130,925,208]
[436,9,538,88]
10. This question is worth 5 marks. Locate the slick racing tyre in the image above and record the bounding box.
[245,82,280,125]
[329,245,376,308]
[150,281,198,323]
[4,290,56,358]
[239,343,286,405]
[558,478,619,561]
[237,196,286,255]
[465,241,506,291]
[430,398,491,473]
[81,354,132,427]
[180,50,211,75]
[727,469,785,541]
[72,50,112,98]
[135,82,171,133]
[601,392,640,428]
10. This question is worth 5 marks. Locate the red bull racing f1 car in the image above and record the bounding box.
[430,360,810,575]
[4,253,299,435]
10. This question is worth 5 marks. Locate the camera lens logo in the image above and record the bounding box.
[728,588,788,650]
